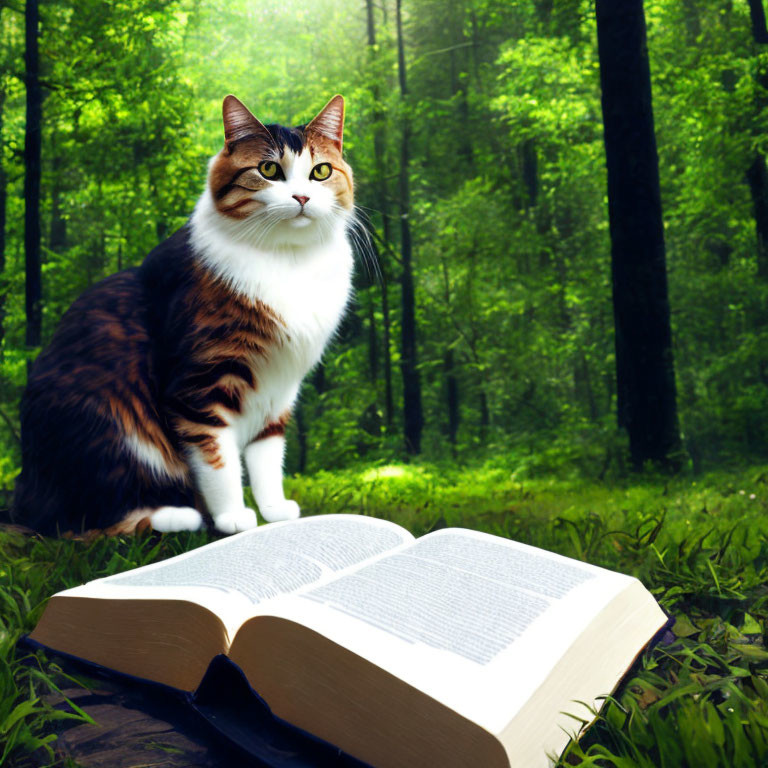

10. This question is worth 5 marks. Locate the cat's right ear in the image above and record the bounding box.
[222,95,275,154]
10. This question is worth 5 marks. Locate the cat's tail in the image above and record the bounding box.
[1,493,39,536]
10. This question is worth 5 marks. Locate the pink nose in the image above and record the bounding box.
[293,195,309,206]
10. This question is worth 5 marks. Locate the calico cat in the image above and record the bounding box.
[12,95,354,536]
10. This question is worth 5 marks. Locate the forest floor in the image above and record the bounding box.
[2,461,768,766]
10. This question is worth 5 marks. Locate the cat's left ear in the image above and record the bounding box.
[306,95,345,153]
[222,95,275,154]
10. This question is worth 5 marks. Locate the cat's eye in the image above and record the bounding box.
[258,160,284,180]
[310,163,332,181]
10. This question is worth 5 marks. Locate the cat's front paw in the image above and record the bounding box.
[214,507,258,535]
[259,499,301,523]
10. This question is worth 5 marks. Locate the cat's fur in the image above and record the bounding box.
[12,95,354,536]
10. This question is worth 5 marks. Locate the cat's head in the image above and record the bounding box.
[208,95,353,248]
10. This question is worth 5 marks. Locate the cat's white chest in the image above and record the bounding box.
[189,193,354,445]
[256,245,352,388]
[262,243,353,366]
[207,238,352,445]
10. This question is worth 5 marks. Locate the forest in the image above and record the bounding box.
[0,0,765,483]
[3,0,768,766]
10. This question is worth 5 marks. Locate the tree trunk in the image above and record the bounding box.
[367,290,378,381]
[380,266,394,428]
[595,0,682,470]
[49,181,66,252]
[681,0,702,42]
[479,390,490,434]
[747,2,768,277]
[444,349,459,450]
[396,0,423,454]
[312,363,326,395]
[365,0,376,48]
[365,0,394,429]
[49,135,66,253]
[519,138,538,209]
[24,0,42,350]
[747,0,768,43]
[747,154,768,278]
[295,402,308,474]
[0,88,7,356]
[574,351,599,422]
[449,46,472,164]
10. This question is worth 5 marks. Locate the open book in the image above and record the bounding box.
[30,514,667,767]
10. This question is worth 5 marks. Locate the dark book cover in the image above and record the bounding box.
[18,635,371,768]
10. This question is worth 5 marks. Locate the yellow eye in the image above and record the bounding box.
[259,161,280,179]
[311,163,332,181]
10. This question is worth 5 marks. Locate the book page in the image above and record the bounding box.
[56,515,413,637]
[260,527,640,733]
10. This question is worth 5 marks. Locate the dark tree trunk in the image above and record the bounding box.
[681,0,702,41]
[24,0,42,350]
[365,0,375,47]
[367,290,378,381]
[444,349,459,449]
[396,0,423,454]
[747,154,768,278]
[519,138,538,209]
[479,390,490,434]
[535,0,554,26]
[295,402,308,474]
[747,2,768,277]
[0,88,7,356]
[379,267,394,428]
[449,47,472,164]
[469,9,480,81]
[575,351,599,422]
[595,0,682,470]
[366,0,394,429]
[312,363,326,395]
[49,136,66,253]
[49,183,66,252]
[747,0,768,43]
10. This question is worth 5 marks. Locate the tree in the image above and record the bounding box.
[747,0,768,43]
[746,0,768,278]
[396,0,423,454]
[24,0,41,351]
[747,155,768,278]
[595,0,683,469]
[0,83,7,357]
[365,0,394,429]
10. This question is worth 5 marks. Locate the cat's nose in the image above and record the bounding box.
[292,195,310,207]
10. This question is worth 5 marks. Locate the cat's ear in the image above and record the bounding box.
[222,95,275,154]
[306,95,345,153]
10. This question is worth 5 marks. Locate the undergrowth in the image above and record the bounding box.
[2,462,768,766]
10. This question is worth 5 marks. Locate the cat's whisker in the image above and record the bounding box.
[344,205,381,285]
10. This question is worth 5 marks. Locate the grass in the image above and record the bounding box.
[3,461,768,766]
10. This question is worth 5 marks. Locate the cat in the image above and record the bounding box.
[12,94,354,537]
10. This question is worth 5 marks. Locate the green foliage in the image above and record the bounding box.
[0,528,207,765]
[1,0,767,474]
[3,467,768,764]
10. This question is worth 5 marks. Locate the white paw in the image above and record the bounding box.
[259,499,301,523]
[150,506,203,532]
[214,507,258,534]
